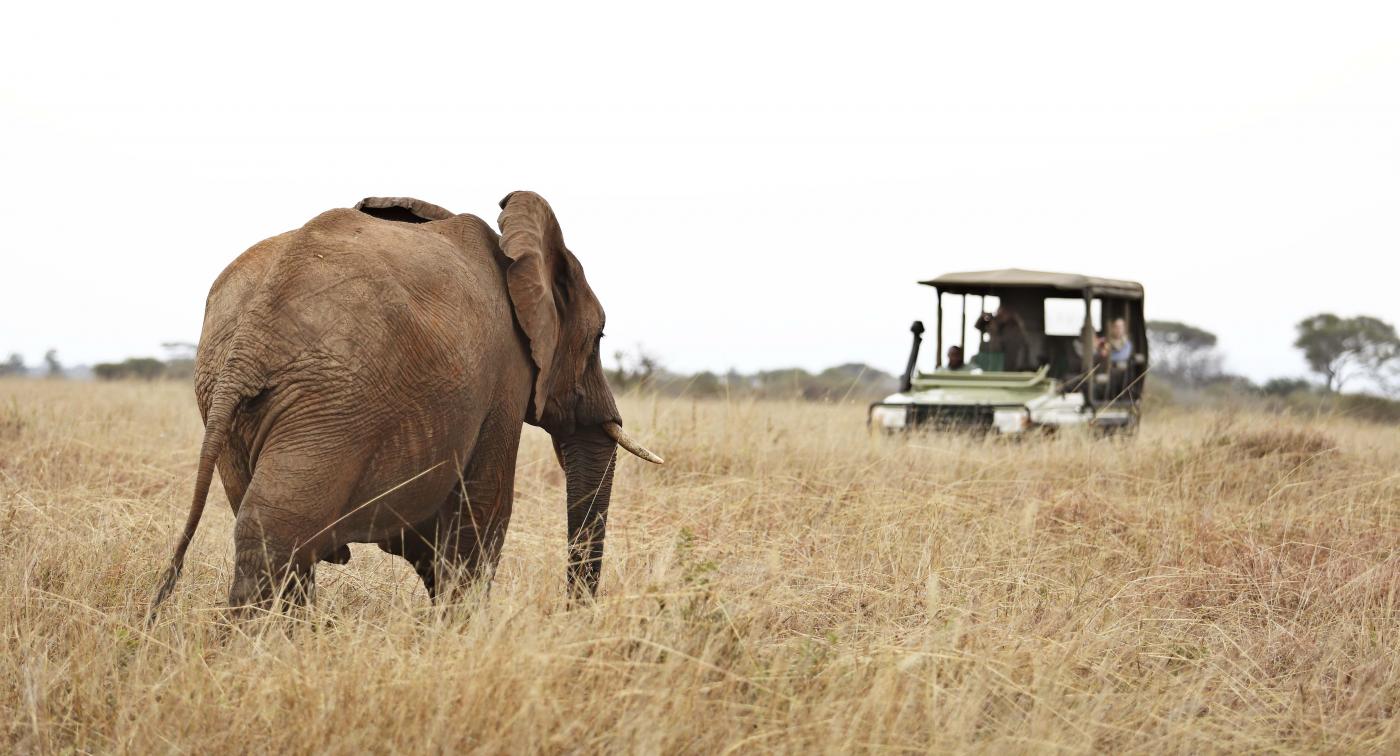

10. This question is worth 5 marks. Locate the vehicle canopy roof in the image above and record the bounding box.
[921,268,1144,300]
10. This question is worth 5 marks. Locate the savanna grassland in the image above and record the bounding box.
[1,379,1398,754]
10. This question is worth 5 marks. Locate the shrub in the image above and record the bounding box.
[92,357,170,381]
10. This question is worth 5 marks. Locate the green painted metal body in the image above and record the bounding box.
[907,366,1059,406]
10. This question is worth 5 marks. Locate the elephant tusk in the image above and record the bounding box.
[603,422,664,465]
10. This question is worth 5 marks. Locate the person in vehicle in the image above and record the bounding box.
[945,345,966,370]
[975,305,1031,371]
[1097,318,1133,364]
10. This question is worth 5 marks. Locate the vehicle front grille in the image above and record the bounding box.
[909,404,996,430]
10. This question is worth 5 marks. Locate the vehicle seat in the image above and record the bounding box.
[973,352,1005,372]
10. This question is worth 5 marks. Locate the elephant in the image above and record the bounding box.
[147,191,662,620]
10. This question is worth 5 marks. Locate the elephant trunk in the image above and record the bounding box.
[558,428,619,600]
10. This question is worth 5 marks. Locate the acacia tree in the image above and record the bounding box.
[607,345,662,392]
[161,341,197,380]
[0,353,24,377]
[44,349,63,378]
[1293,314,1399,392]
[1146,320,1222,386]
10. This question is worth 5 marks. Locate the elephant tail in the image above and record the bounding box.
[146,384,242,624]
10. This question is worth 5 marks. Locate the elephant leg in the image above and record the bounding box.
[228,512,317,616]
[432,417,522,602]
[376,523,442,599]
[215,451,252,517]
[225,447,358,615]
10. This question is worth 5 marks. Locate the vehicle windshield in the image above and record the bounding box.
[1045,297,1100,336]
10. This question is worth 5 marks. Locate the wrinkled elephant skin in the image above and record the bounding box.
[147,192,662,621]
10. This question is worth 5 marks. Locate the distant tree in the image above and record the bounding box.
[688,371,722,397]
[607,345,664,392]
[125,358,167,380]
[634,349,660,391]
[92,357,167,381]
[1202,373,1259,395]
[162,358,195,380]
[43,349,63,378]
[609,349,628,387]
[0,353,24,378]
[601,361,901,402]
[754,368,814,398]
[1261,377,1314,397]
[1146,320,1223,386]
[161,342,197,380]
[1293,314,1399,392]
[92,362,125,380]
[816,363,897,400]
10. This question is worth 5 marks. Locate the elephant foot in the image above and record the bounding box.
[228,540,316,617]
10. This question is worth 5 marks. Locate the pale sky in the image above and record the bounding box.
[3,2,1397,384]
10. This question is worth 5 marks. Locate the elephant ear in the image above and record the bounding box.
[497,191,572,424]
[354,196,455,223]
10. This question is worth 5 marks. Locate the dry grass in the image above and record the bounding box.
[2,379,1399,754]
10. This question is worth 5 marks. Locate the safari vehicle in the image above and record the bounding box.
[869,269,1147,434]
